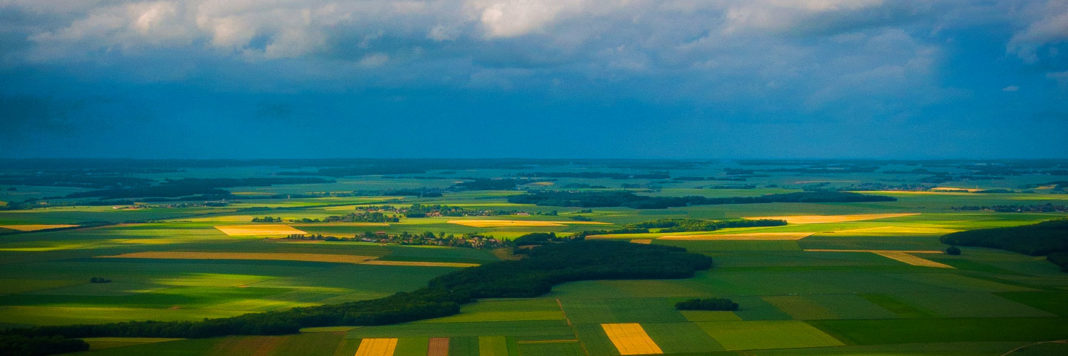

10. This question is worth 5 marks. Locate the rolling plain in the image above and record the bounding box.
[1,159,1067,355]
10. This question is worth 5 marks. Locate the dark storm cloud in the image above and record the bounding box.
[0,1,1066,158]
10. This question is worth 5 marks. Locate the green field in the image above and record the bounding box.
[1,159,1067,355]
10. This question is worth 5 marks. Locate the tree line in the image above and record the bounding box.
[941,219,1068,271]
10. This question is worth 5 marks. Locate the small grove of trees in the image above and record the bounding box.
[251,216,283,222]
[324,212,399,223]
[675,298,739,311]
[945,246,961,255]
[89,277,111,284]
[512,232,567,248]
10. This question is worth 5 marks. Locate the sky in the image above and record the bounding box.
[1,0,1067,159]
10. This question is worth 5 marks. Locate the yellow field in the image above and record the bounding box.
[630,239,653,244]
[446,219,609,227]
[0,224,79,231]
[98,252,376,264]
[830,226,959,235]
[355,338,398,356]
[744,213,918,224]
[292,222,390,227]
[931,187,982,192]
[658,232,814,241]
[601,323,663,355]
[804,249,954,269]
[362,260,480,268]
[98,252,481,268]
[214,224,306,236]
[872,251,955,268]
[857,190,973,196]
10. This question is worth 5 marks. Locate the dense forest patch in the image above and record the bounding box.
[941,219,1068,271]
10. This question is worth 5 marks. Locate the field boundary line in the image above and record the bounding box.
[516,339,579,344]
[556,298,591,356]
[1001,339,1068,356]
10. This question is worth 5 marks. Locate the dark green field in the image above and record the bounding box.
[1,159,1067,355]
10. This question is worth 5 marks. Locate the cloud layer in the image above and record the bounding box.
[1,0,1066,158]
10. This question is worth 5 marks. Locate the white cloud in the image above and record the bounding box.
[1008,1,1068,62]
[357,52,389,67]
[1002,85,1019,92]
[428,25,459,41]
[470,0,588,38]
[720,0,885,34]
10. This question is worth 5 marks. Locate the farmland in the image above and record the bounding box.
[1,159,1067,355]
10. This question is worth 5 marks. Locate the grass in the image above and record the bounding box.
[810,318,1068,344]
[996,291,1068,316]
[516,340,584,356]
[642,322,725,353]
[695,320,844,351]
[478,336,509,356]
[418,298,564,323]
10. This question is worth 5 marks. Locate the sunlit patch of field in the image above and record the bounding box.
[744,213,919,224]
[446,219,609,227]
[804,249,954,268]
[98,251,377,264]
[362,260,480,268]
[215,224,306,236]
[872,251,955,268]
[931,187,983,192]
[856,190,974,196]
[601,323,664,355]
[529,181,555,186]
[292,222,390,227]
[355,338,399,356]
[0,224,79,231]
[630,239,653,244]
[98,252,479,268]
[0,305,246,326]
[829,226,959,235]
[181,215,257,223]
[658,232,814,241]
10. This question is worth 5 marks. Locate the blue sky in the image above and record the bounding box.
[1,0,1066,159]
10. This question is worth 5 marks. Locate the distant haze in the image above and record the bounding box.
[1,1,1066,159]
